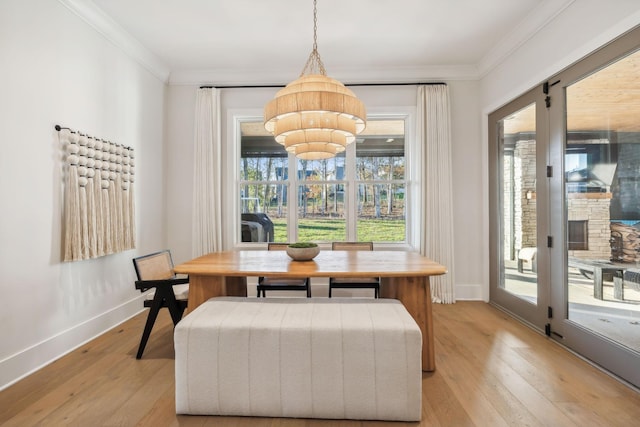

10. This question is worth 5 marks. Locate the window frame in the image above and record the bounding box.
[230,107,418,251]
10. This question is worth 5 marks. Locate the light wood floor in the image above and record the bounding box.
[1,301,639,426]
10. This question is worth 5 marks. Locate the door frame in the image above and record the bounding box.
[489,86,550,331]
[547,25,640,388]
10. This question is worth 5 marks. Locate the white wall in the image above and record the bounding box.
[449,81,484,300]
[479,0,640,300]
[0,0,167,389]
[165,85,197,263]
[165,82,485,299]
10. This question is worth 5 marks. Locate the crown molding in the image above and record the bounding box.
[57,0,170,83]
[168,64,480,87]
[476,0,576,77]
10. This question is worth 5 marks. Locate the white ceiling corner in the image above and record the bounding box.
[477,0,576,77]
[57,0,171,83]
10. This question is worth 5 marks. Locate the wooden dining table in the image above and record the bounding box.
[173,250,447,371]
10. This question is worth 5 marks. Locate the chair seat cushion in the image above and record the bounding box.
[145,283,189,301]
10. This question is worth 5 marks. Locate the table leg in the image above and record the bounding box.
[225,276,248,297]
[187,275,247,313]
[187,276,224,313]
[380,276,435,372]
[614,271,624,300]
[593,267,603,300]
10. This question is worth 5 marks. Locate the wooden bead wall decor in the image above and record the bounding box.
[57,125,135,261]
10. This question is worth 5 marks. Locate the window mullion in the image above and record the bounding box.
[345,143,357,240]
[288,153,298,243]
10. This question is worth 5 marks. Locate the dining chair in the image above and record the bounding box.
[132,250,189,359]
[329,241,380,298]
[257,243,311,297]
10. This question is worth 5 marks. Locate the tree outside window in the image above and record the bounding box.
[239,119,406,244]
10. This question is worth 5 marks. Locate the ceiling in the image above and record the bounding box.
[503,49,640,135]
[69,1,639,135]
[80,0,573,84]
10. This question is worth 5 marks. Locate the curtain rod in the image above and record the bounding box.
[199,82,446,89]
[55,124,133,150]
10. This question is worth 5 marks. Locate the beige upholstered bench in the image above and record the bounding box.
[175,297,422,421]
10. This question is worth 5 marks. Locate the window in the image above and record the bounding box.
[239,118,406,244]
[355,125,406,242]
[239,122,289,242]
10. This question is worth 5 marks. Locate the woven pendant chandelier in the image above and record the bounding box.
[264,0,366,160]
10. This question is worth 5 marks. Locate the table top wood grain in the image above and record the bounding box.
[174,250,447,278]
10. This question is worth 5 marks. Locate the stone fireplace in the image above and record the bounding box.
[567,192,612,260]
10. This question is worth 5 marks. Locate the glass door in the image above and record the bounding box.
[548,28,640,388]
[489,90,549,329]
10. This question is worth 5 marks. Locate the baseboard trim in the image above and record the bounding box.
[455,283,485,301]
[0,296,144,391]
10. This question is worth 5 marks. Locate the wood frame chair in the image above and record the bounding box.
[257,243,311,297]
[329,241,380,298]
[132,250,189,359]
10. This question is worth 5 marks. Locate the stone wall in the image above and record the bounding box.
[503,154,514,259]
[515,140,537,250]
[503,139,537,261]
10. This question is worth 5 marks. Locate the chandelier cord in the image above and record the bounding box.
[300,0,326,77]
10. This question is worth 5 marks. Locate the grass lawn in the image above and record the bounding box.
[271,218,405,242]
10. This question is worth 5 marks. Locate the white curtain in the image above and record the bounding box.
[417,85,456,303]
[192,87,223,257]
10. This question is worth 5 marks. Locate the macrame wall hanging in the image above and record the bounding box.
[57,125,136,261]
